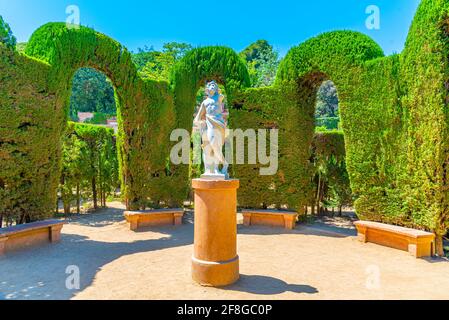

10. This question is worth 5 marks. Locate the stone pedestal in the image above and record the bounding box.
[192,179,240,287]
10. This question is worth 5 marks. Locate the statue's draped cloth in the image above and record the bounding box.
[194,102,226,143]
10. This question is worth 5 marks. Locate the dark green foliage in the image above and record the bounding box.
[60,122,118,213]
[135,42,193,82]
[24,23,176,211]
[312,131,352,213]
[69,68,116,120]
[230,85,311,210]
[275,0,449,242]
[240,40,279,87]
[315,80,339,118]
[165,46,251,205]
[131,46,155,71]
[316,117,339,130]
[315,80,340,130]
[0,16,16,50]
[0,43,60,224]
[3,0,449,246]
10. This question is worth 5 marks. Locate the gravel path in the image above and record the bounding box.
[1,202,449,300]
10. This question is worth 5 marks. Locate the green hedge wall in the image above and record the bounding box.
[2,0,449,252]
[166,46,251,205]
[24,23,176,211]
[0,43,60,224]
[274,0,449,249]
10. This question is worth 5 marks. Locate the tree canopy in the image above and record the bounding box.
[0,15,16,49]
[69,68,117,121]
[240,40,279,87]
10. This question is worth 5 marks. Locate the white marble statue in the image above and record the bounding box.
[194,81,229,179]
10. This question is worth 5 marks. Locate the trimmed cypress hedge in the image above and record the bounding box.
[24,23,176,211]
[0,43,60,224]
[2,0,449,254]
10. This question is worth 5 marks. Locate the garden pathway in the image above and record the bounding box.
[1,202,449,300]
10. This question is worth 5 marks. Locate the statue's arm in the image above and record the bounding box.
[194,102,206,125]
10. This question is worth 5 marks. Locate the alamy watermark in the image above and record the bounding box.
[365,5,380,30]
[170,128,279,176]
[66,5,80,29]
[65,265,80,290]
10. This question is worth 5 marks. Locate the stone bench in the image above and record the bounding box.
[0,220,64,256]
[242,210,298,230]
[124,209,184,231]
[354,221,435,258]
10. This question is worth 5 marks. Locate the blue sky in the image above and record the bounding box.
[0,0,421,56]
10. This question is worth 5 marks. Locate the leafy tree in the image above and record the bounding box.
[131,45,155,71]
[240,40,279,87]
[316,80,339,118]
[69,68,117,120]
[140,51,175,81]
[162,42,193,60]
[0,15,16,49]
[59,123,118,214]
[240,40,272,65]
[138,42,193,81]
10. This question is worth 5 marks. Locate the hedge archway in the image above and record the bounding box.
[163,46,251,203]
[24,23,176,210]
[2,0,449,253]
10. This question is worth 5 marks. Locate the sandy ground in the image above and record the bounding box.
[1,202,449,300]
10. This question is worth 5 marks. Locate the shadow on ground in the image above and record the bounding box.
[224,275,318,295]
[237,224,353,238]
[0,222,194,300]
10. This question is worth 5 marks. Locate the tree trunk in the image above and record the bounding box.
[92,176,98,210]
[0,214,2,228]
[63,200,71,215]
[436,235,445,257]
[338,206,343,217]
[316,173,321,216]
[76,184,80,214]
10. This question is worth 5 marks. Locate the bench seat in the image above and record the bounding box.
[354,220,435,258]
[124,209,184,231]
[242,210,298,230]
[0,220,64,256]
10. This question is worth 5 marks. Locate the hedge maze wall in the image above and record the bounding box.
[1,0,449,245]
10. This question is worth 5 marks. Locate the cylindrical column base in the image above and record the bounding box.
[192,179,240,287]
[192,255,239,287]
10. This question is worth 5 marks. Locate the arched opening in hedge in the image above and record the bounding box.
[57,67,120,215]
[24,22,177,212]
[69,67,118,123]
[315,80,340,130]
[294,71,349,215]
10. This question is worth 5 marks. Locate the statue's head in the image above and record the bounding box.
[205,81,220,97]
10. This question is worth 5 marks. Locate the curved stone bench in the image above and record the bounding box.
[0,220,64,256]
[354,221,435,258]
[242,210,298,230]
[124,209,184,231]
